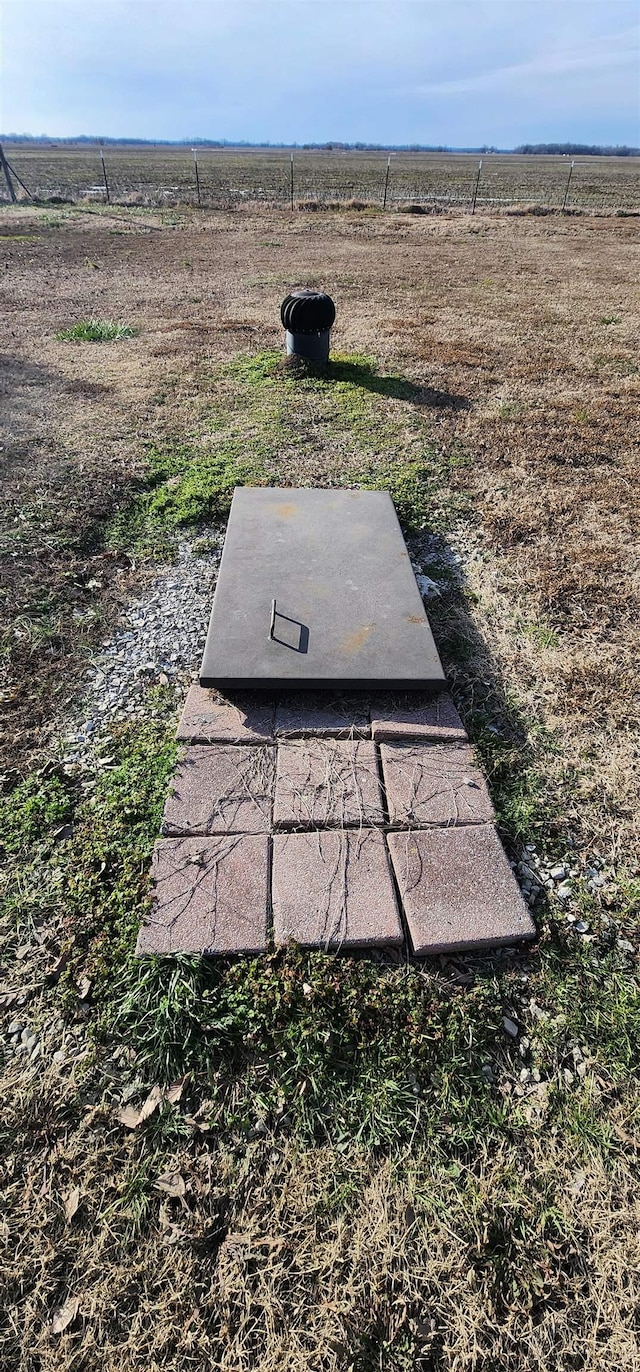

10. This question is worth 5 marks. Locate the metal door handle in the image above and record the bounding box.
[268,599,309,654]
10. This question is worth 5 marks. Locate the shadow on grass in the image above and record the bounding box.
[418,385,472,411]
[420,534,553,849]
[0,353,133,768]
[326,356,420,399]
[329,358,471,411]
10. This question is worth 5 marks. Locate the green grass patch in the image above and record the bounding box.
[108,350,467,556]
[521,620,560,650]
[1,769,74,857]
[106,441,267,555]
[56,318,138,341]
[593,352,638,376]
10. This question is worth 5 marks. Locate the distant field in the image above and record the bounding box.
[3,143,640,210]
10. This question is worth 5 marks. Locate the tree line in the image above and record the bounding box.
[2,135,638,157]
[515,143,638,157]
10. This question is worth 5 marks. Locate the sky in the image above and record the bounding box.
[1,0,638,147]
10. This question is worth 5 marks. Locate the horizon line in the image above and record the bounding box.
[2,135,639,156]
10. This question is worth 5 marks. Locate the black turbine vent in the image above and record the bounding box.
[280,290,336,335]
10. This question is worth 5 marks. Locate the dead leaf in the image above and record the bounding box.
[184,1096,214,1131]
[154,1171,186,1198]
[46,950,72,985]
[116,1084,163,1129]
[139,1084,165,1120]
[165,1075,188,1104]
[64,1186,80,1222]
[613,1121,639,1149]
[568,1170,587,1197]
[51,1296,80,1334]
[76,977,91,1001]
[115,1104,141,1129]
[184,1115,212,1132]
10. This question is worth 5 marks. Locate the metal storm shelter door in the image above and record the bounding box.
[200,488,445,691]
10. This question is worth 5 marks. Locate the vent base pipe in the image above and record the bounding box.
[280,289,336,365]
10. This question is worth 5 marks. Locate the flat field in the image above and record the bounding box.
[4,142,640,210]
[1,200,639,1371]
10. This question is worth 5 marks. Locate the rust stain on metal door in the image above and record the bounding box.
[340,624,375,655]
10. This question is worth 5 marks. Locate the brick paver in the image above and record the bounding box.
[176,685,275,744]
[136,835,269,955]
[380,741,494,827]
[387,826,536,955]
[272,829,403,948]
[274,739,384,829]
[141,669,537,958]
[371,693,466,742]
[162,744,275,836]
[274,697,370,737]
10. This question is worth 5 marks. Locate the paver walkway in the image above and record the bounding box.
[136,686,537,957]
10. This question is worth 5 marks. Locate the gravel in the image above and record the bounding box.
[59,532,221,769]
[511,844,619,919]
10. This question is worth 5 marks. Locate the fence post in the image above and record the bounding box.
[290,152,294,210]
[193,148,201,205]
[99,148,111,203]
[4,155,32,199]
[562,160,575,210]
[471,159,482,214]
[0,144,17,203]
[382,155,391,209]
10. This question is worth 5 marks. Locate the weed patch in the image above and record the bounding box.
[56,319,138,341]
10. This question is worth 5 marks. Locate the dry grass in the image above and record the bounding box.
[1,200,639,1369]
[3,1060,640,1371]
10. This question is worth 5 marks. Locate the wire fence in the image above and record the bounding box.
[1,146,639,213]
